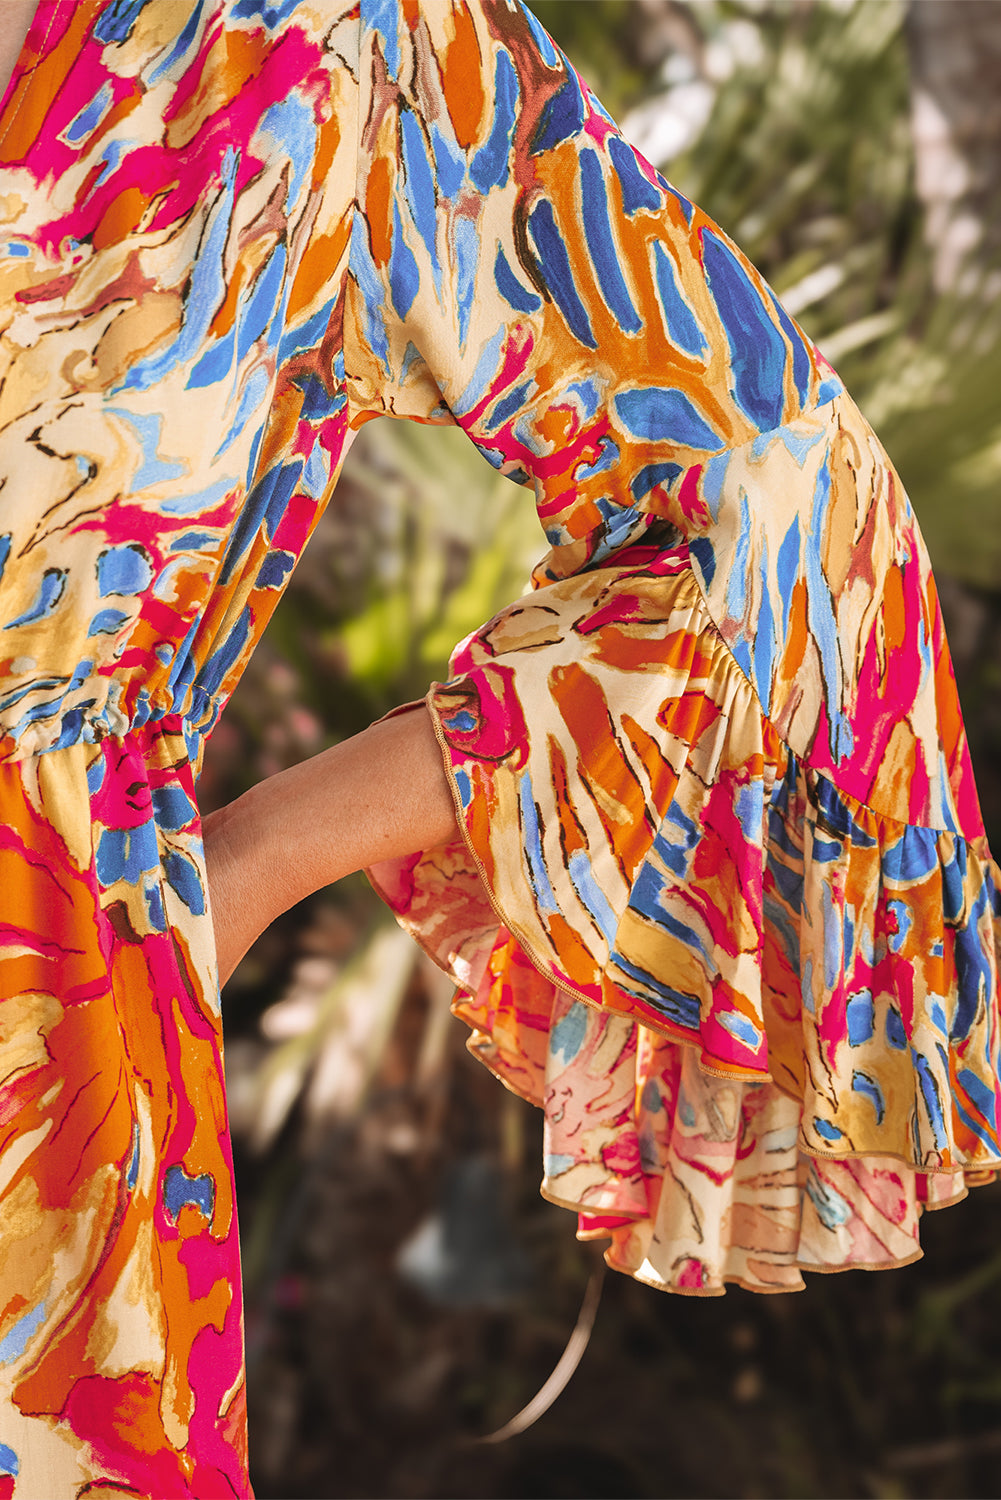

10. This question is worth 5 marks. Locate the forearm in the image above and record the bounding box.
[203,704,458,983]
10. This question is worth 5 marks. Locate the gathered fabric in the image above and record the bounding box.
[0,0,998,1494]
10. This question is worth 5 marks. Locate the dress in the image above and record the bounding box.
[0,0,999,1494]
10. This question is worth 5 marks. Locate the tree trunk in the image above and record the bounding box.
[906,0,1001,295]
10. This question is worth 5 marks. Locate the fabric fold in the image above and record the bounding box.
[368,537,1001,1294]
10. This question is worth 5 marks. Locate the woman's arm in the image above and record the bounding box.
[202,704,457,986]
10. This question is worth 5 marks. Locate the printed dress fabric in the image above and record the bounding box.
[0,0,999,1494]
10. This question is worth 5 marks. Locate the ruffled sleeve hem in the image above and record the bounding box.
[367,540,1001,1295]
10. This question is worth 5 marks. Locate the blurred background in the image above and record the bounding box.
[200,2,1001,1495]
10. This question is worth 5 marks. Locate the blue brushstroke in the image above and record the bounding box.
[164,851,205,915]
[544,1153,575,1177]
[531,66,585,153]
[724,491,751,623]
[88,608,130,637]
[699,449,729,524]
[120,148,238,391]
[163,1163,215,1223]
[886,897,913,954]
[614,387,720,449]
[958,1067,998,1137]
[494,244,541,313]
[260,94,315,207]
[529,199,596,348]
[645,826,691,881]
[490,381,531,431]
[519,2,561,67]
[145,878,166,932]
[64,81,114,145]
[389,200,420,320]
[804,454,854,761]
[519,774,559,915]
[0,1441,18,1477]
[348,214,387,372]
[852,1069,885,1123]
[814,775,874,845]
[940,839,967,925]
[952,881,992,1041]
[579,148,641,333]
[107,407,185,492]
[731,635,752,681]
[148,0,204,84]
[400,110,441,293]
[453,326,505,418]
[219,459,301,583]
[629,868,709,963]
[256,549,296,589]
[776,516,800,632]
[95,136,133,189]
[196,604,251,698]
[913,1052,948,1148]
[608,135,661,215]
[215,366,271,459]
[567,378,600,419]
[882,827,938,882]
[94,0,150,45]
[365,0,401,77]
[161,474,236,518]
[753,540,776,711]
[735,781,764,841]
[454,767,472,809]
[846,990,874,1045]
[98,544,152,596]
[95,820,159,886]
[609,949,701,1032]
[718,1011,762,1050]
[575,437,619,482]
[805,1163,851,1226]
[761,422,826,468]
[630,460,682,501]
[151,785,196,832]
[125,1121,141,1190]
[431,122,465,200]
[701,228,787,432]
[237,243,287,364]
[471,51,519,193]
[568,850,617,945]
[455,216,477,349]
[688,536,716,589]
[550,1001,589,1065]
[4,568,66,628]
[277,297,335,367]
[0,1301,47,1365]
[652,241,707,357]
[821,881,842,989]
[186,325,235,391]
[302,440,328,499]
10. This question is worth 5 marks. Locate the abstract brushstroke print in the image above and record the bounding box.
[0,0,997,1493]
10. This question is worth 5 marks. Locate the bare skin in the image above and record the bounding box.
[0,1,39,100]
[202,705,459,986]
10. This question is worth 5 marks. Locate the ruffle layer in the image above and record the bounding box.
[368,541,1001,1293]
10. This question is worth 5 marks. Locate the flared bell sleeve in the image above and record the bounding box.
[343,0,1001,1292]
